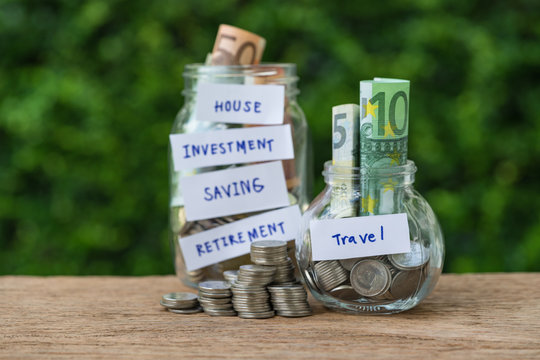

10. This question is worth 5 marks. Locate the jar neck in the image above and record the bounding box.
[323,160,417,188]
[182,63,299,99]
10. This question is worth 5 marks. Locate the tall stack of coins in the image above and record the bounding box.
[250,240,296,284]
[198,281,236,316]
[160,292,202,314]
[268,284,312,317]
[232,265,276,319]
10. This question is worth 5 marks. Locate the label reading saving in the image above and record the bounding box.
[195,83,285,125]
[181,161,289,221]
[180,205,301,271]
[310,213,411,261]
[169,125,294,171]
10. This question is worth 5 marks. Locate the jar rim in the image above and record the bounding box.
[322,160,417,182]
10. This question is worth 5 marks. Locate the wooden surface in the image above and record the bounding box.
[1,274,539,359]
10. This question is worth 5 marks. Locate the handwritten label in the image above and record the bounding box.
[169,125,294,171]
[195,83,285,125]
[180,205,301,271]
[310,213,410,261]
[181,161,289,221]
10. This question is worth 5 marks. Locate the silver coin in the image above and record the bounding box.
[350,260,391,297]
[276,310,312,317]
[251,240,287,250]
[389,241,429,270]
[198,280,231,292]
[328,284,360,301]
[162,292,198,303]
[168,306,203,314]
[204,309,237,317]
[237,310,275,319]
[339,258,362,271]
[390,269,423,299]
[313,261,348,291]
[198,291,231,299]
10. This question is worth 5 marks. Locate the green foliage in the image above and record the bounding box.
[1,0,539,274]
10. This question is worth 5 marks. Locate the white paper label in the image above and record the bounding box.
[169,124,294,171]
[181,161,289,221]
[180,205,301,271]
[310,213,410,261]
[195,83,285,125]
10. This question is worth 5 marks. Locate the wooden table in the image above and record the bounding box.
[1,274,539,359]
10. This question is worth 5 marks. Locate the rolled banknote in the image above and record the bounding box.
[331,104,360,216]
[210,24,266,65]
[359,78,410,215]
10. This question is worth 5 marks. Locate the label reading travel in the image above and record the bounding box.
[181,161,289,221]
[180,205,301,271]
[169,125,294,171]
[195,83,285,125]
[310,213,410,261]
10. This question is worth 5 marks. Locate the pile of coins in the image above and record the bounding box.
[268,284,312,317]
[197,281,236,316]
[162,240,312,318]
[307,241,430,302]
[160,292,202,314]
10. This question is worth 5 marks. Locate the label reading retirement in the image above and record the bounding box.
[169,125,294,171]
[181,161,289,221]
[180,205,301,271]
[310,213,410,261]
[195,83,285,125]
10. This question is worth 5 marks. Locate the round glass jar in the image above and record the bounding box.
[296,160,444,314]
[170,63,312,287]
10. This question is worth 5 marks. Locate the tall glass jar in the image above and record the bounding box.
[170,63,312,287]
[296,160,444,314]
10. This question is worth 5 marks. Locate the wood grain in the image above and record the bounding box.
[1,274,539,359]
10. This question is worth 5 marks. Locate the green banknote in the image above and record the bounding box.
[359,78,410,215]
[331,104,359,216]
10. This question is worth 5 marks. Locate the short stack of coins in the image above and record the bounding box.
[268,284,312,317]
[250,240,296,284]
[198,281,236,316]
[232,264,276,319]
[160,292,202,314]
[223,270,238,284]
[313,260,349,291]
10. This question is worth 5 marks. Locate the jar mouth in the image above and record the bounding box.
[182,63,299,97]
[323,160,417,184]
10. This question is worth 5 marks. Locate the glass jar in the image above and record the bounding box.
[170,63,312,287]
[296,160,444,314]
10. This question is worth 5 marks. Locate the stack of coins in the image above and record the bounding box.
[268,284,312,317]
[232,264,277,319]
[250,240,288,265]
[236,264,276,285]
[313,260,348,291]
[197,281,236,316]
[223,270,238,284]
[251,240,295,284]
[231,283,274,319]
[160,292,202,314]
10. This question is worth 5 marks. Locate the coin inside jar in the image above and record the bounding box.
[350,259,392,297]
[390,269,423,299]
[389,241,429,270]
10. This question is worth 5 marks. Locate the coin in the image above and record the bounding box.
[389,241,429,270]
[198,280,231,292]
[350,259,392,297]
[339,258,362,271]
[168,306,203,314]
[389,269,423,299]
[328,284,359,301]
[238,310,275,319]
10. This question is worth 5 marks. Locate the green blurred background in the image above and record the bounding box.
[1,0,539,275]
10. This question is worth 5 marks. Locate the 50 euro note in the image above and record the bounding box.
[359,78,410,216]
[331,104,360,217]
[207,24,266,65]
